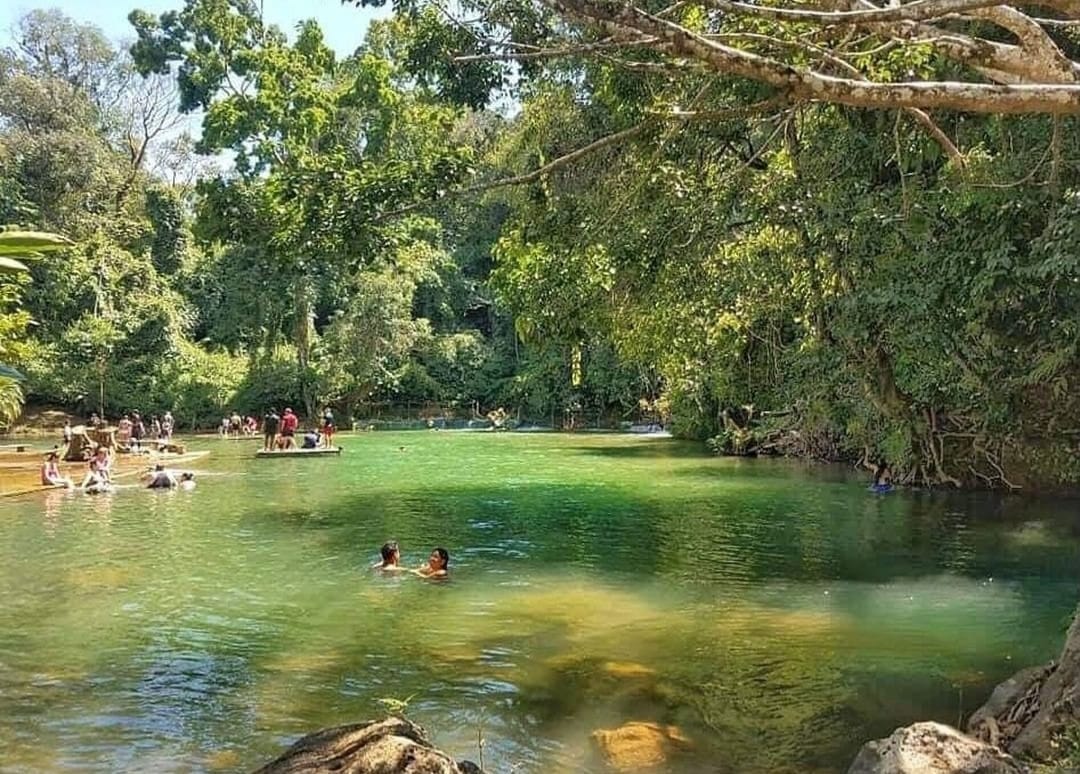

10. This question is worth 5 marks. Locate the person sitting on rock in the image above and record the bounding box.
[373,541,404,572]
[302,428,320,449]
[414,547,450,579]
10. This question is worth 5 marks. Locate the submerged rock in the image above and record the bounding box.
[847,722,1028,774]
[601,661,657,680]
[251,717,481,774]
[590,721,691,771]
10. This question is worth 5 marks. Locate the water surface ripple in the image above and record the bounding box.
[1,431,1078,773]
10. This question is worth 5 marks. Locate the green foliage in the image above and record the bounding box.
[144,187,190,274]
[235,345,304,415]
[0,377,23,429]
[5,0,1080,487]
[0,226,75,422]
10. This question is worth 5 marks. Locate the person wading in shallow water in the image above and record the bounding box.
[145,464,177,489]
[414,547,450,579]
[41,452,73,488]
[81,446,112,491]
[870,461,893,492]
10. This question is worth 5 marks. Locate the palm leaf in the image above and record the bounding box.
[0,230,74,256]
[0,377,24,428]
[0,256,31,275]
[0,363,25,380]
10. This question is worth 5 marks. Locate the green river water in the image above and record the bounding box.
[1,431,1079,773]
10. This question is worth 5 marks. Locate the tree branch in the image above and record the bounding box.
[542,0,1080,112]
[373,99,789,222]
[705,0,1078,26]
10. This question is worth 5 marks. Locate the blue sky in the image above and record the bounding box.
[2,0,388,54]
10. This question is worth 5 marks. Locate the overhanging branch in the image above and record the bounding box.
[541,0,1080,112]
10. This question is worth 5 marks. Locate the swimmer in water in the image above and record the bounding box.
[372,541,404,572]
[414,547,449,579]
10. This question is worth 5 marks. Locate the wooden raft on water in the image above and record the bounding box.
[255,447,343,458]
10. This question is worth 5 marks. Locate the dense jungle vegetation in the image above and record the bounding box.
[2,0,1080,489]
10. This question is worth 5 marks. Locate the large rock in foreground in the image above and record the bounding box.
[251,717,481,774]
[968,602,1080,759]
[847,722,1028,774]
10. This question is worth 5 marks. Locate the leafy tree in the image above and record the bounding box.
[0,228,74,425]
[129,2,475,415]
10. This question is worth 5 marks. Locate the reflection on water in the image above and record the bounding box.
[1,432,1079,773]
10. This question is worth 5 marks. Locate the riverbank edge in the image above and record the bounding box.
[849,602,1080,773]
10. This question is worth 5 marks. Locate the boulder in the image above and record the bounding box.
[847,722,1028,774]
[251,717,481,774]
[968,665,1052,749]
[590,721,691,771]
[968,602,1080,760]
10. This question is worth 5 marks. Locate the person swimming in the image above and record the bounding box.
[372,541,404,571]
[414,547,449,578]
[179,472,196,490]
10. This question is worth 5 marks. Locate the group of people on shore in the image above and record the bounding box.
[66,410,175,453]
[260,407,335,451]
[372,542,450,579]
[220,412,258,438]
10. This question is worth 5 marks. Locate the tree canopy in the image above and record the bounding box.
[0,2,1077,489]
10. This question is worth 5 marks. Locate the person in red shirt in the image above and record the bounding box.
[280,408,299,449]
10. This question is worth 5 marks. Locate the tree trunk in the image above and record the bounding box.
[294,281,316,420]
[98,361,106,418]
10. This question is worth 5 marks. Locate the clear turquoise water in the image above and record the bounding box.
[1,431,1078,773]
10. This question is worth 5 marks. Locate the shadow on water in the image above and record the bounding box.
[252,480,1080,591]
[562,439,709,460]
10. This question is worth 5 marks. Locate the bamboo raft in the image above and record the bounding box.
[255,447,343,458]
